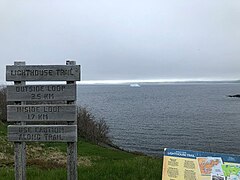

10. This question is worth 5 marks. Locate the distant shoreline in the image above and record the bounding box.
[0,80,239,86]
[78,80,240,85]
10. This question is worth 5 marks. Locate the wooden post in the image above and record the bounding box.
[14,61,26,180]
[66,60,78,180]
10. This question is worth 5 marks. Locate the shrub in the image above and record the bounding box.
[0,86,7,123]
[77,107,111,144]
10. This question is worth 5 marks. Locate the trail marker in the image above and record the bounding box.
[6,61,80,180]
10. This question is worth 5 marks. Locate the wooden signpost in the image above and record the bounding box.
[6,65,80,81]
[7,105,76,122]
[8,125,77,142]
[7,84,76,101]
[6,61,80,180]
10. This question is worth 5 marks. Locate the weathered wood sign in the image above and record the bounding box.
[6,61,79,180]
[6,65,80,81]
[7,105,76,122]
[7,84,76,101]
[8,125,77,142]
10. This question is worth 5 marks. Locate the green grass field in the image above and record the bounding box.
[0,122,163,179]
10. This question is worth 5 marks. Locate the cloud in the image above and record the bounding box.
[0,0,240,82]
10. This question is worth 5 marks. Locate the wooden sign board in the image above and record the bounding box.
[8,125,77,142]
[7,84,76,101]
[6,65,80,81]
[7,105,77,122]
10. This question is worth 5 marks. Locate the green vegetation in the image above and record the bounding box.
[0,123,163,179]
[0,86,163,179]
[77,106,110,144]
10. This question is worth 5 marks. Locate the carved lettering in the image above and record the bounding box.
[47,85,65,91]
[19,134,41,141]
[10,69,54,76]
[8,125,76,142]
[56,68,74,76]
[16,86,44,92]
[43,94,54,100]
[15,85,66,93]
[8,105,76,122]
[18,127,32,133]
[17,106,40,113]
[43,106,60,112]
[44,134,64,141]
[31,93,41,100]
[6,65,80,81]
[10,68,75,77]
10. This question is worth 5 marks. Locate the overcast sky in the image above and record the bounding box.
[1,0,240,83]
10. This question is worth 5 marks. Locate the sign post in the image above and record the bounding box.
[66,60,78,180]
[6,61,80,180]
[13,61,26,180]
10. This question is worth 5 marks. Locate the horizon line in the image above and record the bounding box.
[0,78,239,85]
[78,78,239,85]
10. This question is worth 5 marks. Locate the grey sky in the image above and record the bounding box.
[1,0,240,82]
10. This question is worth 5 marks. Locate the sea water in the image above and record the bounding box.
[77,83,240,156]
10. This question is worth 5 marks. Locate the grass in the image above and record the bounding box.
[0,123,163,179]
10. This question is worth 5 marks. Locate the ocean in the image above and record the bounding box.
[77,83,240,156]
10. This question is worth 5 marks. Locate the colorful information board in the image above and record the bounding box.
[162,148,240,180]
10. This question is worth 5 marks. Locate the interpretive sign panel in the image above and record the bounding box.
[162,148,240,180]
[6,65,80,81]
[7,84,76,101]
[7,105,76,122]
[8,125,77,142]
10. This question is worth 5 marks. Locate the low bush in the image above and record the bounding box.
[0,86,7,123]
[77,107,111,144]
